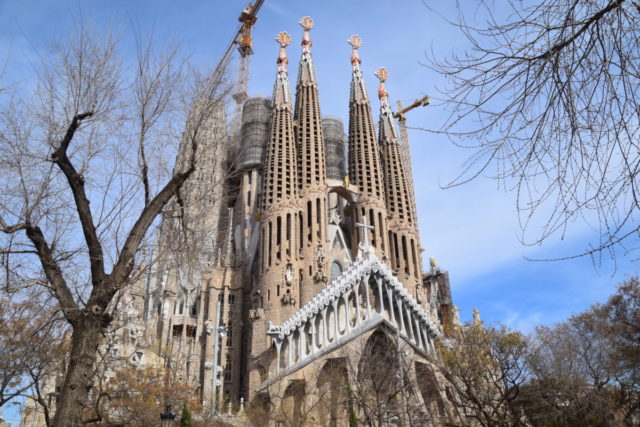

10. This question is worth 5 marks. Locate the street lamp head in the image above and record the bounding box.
[160,404,176,427]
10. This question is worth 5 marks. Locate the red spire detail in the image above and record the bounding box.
[348,35,362,68]
[374,68,390,106]
[275,31,291,72]
[299,16,314,53]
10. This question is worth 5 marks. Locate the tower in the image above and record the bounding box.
[249,32,300,390]
[376,68,423,290]
[346,35,389,260]
[294,17,330,305]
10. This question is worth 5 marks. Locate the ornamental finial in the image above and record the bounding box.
[299,16,314,31]
[300,16,314,52]
[374,67,388,83]
[275,32,290,70]
[348,35,362,66]
[374,67,389,104]
[347,34,361,49]
[275,31,291,48]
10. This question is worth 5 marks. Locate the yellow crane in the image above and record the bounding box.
[207,1,265,103]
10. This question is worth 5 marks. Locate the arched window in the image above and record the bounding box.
[330,261,342,282]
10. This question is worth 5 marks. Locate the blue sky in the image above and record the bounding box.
[1,0,637,422]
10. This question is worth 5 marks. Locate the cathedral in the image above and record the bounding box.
[129,15,456,424]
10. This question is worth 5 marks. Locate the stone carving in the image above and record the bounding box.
[249,308,263,320]
[473,307,481,325]
[315,245,325,267]
[281,290,296,306]
[314,269,328,283]
[416,285,425,305]
[329,209,341,225]
[284,263,293,286]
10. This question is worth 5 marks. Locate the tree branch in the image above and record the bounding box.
[24,225,79,323]
[51,112,106,288]
[108,167,195,296]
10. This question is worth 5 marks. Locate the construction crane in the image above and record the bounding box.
[206,1,264,106]
[233,2,263,105]
[393,95,430,250]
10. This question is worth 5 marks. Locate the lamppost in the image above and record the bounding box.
[208,295,229,416]
[212,325,228,414]
[160,405,175,427]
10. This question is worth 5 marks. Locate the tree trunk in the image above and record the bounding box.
[52,315,103,426]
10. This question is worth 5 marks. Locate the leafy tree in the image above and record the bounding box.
[428,0,640,258]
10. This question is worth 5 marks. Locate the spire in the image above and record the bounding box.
[376,68,414,225]
[294,16,326,189]
[348,35,369,104]
[273,32,292,110]
[347,35,383,200]
[374,67,398,143]
[297,16,317,86]
[262,32,297,210]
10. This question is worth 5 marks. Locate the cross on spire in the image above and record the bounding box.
[356,216,375,248]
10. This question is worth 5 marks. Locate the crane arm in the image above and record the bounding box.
[393,95,430,119]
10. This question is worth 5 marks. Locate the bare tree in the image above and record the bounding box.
[426,0,640,259]
[0,20,228,425]
[343,330,433,427]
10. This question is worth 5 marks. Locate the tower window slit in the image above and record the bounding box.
[402,235,409,275]
[394,233,400,267]
[411,239,418,278]
[316,198,322,238]
[378,212,384,250]
[277,216,282,261]
[261,228,266,272]
[369,209,376,247]
[268,221,273,267]
[307,201,313,242]
[299,211,304,252]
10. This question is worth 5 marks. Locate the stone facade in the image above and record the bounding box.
[113,15,457,424]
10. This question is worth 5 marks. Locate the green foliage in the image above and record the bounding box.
[180,403,193,427]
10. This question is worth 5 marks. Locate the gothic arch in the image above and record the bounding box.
[357,330,401,413]
[247,392,272,426]
[280,379,306,424]
[316,358,349,427]
[415,362,446,419]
